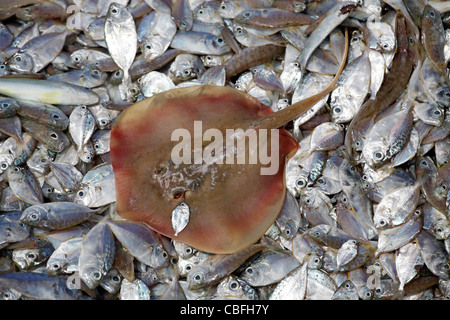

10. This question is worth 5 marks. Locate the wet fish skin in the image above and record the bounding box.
[421,4,447,75]
[69,105,96,153]
[46,237,82,275]
[0,272,81,300]
[0,98,19,118]
[216,275,258,300]
[78,220,115,289]
[416,230,450,280]
[7,165,43,206]
[171,31,231,56]
[376,211,423,256]
[234,8,315,29]
[106,220,169,269]
[104,2,137,100]
[74,163,116,208]
[0,78,99,106]
[20,202,97,230]
[187,242,274,290]
[373,183,421,229]
[17,100,69,131]
[0,211,30,249]
[12,241,54,270]
[21,117,70,153]
[332,280,359,300]
[240,250,301,286]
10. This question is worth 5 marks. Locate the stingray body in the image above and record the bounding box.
[111,32,348,254]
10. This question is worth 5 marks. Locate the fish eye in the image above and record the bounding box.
[0,65,5,69]
[51,262,61,271]
[173,191,183,199]
[420,160,428,167]
[296,178,306,188]
[51,114,60,119]
[305,198,312,205]
[111,8,118,14]
[2,102,9,108]
[317,178,325,184]
[92,271,102,280]
[145,44,151,50]
[92,70,99,75]
[373,151,384,160]
[185,264,192,271]
[29,212,40,221]
[365,291,372,298]
[1,162,7,169]
[243,11,252,18]
[198,9,204,15]
[185,247,192,254]
[221,4,226,10]
[171,257,178,264]
[77,190,85,197]
[193,273,203,282]
[216,37,223,43]
[379,219,387,226]
[375,288,382,294]
[342,196,347,203]
[112,275,121,282]
[26,252,37,260]
[13,167,20,172]
[183,70,190,75]
[245,267,253,274]
[429,10,435,18]
[333,107,342,114]
[162,251,168,258]
[313,231,320,237]
[229,280,239,290]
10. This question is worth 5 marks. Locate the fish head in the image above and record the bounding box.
[74,185,95,207]
[331,102,355,123]
[140,39,164,61]
[149,244,170,269]
[8,52,34,73]
[187,264,209,290]
[0,99,19,117]
[362,140,389,169]
[107,3,129,23]
[79,262,105,289]
[20,205,48,227]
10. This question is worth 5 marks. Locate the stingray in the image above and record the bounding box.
[111,31,348,254]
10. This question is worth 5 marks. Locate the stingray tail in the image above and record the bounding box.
[254,28,349,130]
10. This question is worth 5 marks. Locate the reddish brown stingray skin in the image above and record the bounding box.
[111,85,299,254]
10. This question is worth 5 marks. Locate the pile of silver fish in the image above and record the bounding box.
[0,0,449,300]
